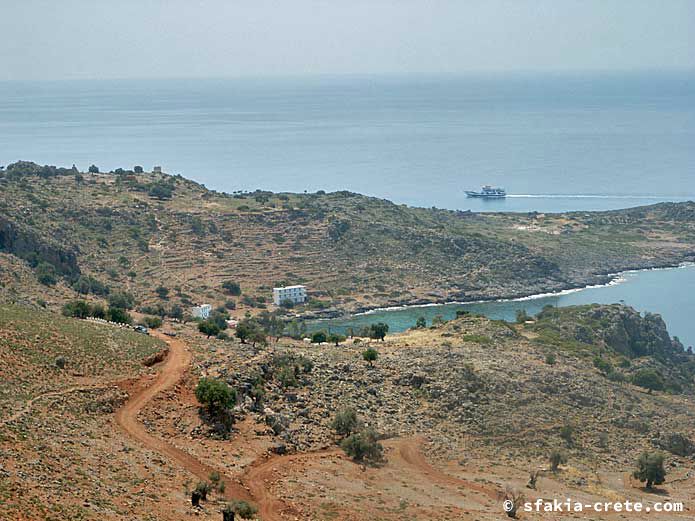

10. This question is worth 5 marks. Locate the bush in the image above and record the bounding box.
[198,320,220,338]
[545,353,557,365]
[62,300,92,319]
[368,322,389,341]
[54,356,66,369]
[195,378,236,414]
[331,408,360,437]
[415,316,427,328]
[108,291,135,310]
[277,366,298,388]
[222,280,241,296]
[633,451,666,489]
[340,428,383,463]
[311,331,327,344]
[155,286,169,299]
[328,333,346,346]
[223,500,258,519]
[362,347,378,367]
[516,309,530,323]
[88,164,99,173]
[559,423,575,447]
[193,481,211,500]
[632,368,665,393]
[36,262,57,286]
[224,299,236,310]
[549,449,567,472]
[280,298,295,309]
[142,316,163,329]
[72,275,110,296]
[108,307,132,324]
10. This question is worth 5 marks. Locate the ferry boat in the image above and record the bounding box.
[465,185,506,198]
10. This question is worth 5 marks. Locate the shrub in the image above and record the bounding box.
[277,366,298,388]
[362,347,378,367]
[415,316,427,328]
[632,368,665,393]
[340,428,383,463]
[311,331,327,344]
[633,451,666,489]
[222,280,241,296]
[368,323,389,341]
[36,262,57,286]
[559,423,575,447]
[195,378,236,414]
[54,356,66,369]
[108,291,135,310]
[280,298,295,309]
[516,309,530,323]
[223,500,258,519]
[108,307,132,324]
[155,286,169,299]
[549,449,567,472]
[331,408,360,437]
[142,316,163,329]
[62,300,92,319]
[545,353,557,365]
[194,481,211,500]
[224,299,236,310]
[198,320,220,338]
[327,333,346,346]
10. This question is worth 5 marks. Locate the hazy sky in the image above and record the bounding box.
[1,0,693,80]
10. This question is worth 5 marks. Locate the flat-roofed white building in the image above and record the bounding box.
[273,285,307,306]
[191,303,212,319]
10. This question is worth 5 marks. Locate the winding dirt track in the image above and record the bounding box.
[114,333,252,503]
[114,333,494,520]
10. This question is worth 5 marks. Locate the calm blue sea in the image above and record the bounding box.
[1,72,693,342]
[0,72,693,212]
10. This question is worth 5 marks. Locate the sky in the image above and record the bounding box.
[0,0,694,80]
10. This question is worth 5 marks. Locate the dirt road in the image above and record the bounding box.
[114,333,252,503]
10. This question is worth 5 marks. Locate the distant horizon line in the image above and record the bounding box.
[2,67,695,83]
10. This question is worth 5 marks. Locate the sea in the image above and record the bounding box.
[1,71,693,343]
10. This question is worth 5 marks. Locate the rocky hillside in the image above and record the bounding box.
[1,161,694,318]
[182,304,695,464]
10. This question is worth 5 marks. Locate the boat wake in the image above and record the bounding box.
[507,194,693,200]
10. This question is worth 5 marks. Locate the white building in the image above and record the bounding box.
[273,285,307,306]
[191,303,212,319]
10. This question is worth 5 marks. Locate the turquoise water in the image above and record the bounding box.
[0,72,694,213]
[309,265,695,349]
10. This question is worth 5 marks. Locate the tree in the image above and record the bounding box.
[88,164,99,173]
[369,323,389,341]
[222,280,242,296]
[632,369,665,393]
[633,452,666,489]
[133,165,143,173]
[363,347,378,367]
[35,262,57,286]
[340,428,383,463]
[331,408,360,437]
[155,286,169,299]
[311,331,327,344]
[415,316,427,329]
[195,378,236,414]
[198,320,220,338]
[328,333,346,346]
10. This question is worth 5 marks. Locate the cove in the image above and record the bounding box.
[309,264,695,349]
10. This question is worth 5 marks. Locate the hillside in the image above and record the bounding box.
[3,303,695,520]
[1,161,694,319]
